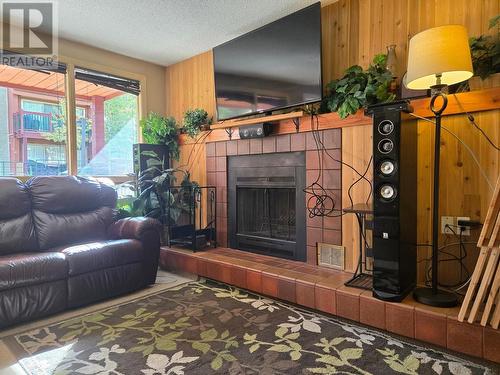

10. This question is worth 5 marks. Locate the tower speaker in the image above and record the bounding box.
[366,100,417,302]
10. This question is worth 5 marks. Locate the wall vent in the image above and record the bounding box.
[317,243,344,270]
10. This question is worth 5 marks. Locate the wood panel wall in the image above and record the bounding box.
[165,0,499,282]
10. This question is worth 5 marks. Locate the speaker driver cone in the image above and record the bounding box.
[378,120,394,135]
[379,160,395,176]
[378,139,394,154]
[380,184,397,200]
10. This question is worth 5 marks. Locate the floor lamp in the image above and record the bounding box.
[406,25,473,307]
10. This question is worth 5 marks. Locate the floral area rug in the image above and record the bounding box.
[7,281,497,375]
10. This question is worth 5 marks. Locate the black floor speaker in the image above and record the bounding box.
[366,100,417,302]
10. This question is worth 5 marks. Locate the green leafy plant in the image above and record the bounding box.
[140,112,180,160]
[469,15,500,80]
[131,151,199,229]
[322,54,395,119]
[182,108,212,138]
[115,181,141,220]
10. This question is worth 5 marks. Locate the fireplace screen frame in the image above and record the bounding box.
[228,151,306,261]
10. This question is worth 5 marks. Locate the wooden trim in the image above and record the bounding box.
[181,110,371,145]
[411,87,500,118]
[210,111,304,130]
[65,64,77,175]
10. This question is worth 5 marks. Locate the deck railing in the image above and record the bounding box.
[0,160,66,176]
[13,110,53,133]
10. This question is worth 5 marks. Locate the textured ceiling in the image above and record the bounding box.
[45,0,319,66]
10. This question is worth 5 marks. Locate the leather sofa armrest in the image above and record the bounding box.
[108,217,162,285]
[108,217,161,241]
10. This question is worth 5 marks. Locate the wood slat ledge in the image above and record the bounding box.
[411,87,500,118]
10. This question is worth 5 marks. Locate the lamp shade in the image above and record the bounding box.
[406,25,473,90]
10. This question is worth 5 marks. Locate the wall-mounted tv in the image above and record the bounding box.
[213,2,322,121]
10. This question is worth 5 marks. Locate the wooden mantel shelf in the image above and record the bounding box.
[179,87,500,145]
[181,110,372,144]
[210,111,304,130]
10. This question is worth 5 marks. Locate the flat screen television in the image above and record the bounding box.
[213,2,322,121]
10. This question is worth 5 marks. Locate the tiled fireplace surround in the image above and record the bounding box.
[206,128,343,263]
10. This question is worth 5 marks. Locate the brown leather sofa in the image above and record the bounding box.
[0,176,161,329]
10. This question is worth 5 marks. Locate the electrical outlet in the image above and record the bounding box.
[457,216,471,236]
[441,216,455,234]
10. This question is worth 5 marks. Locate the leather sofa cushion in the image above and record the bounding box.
[61,239,143,276]
[27,176,117,213]
[33,207,115,250]
[0,252,67,292]
[67,263,144,308]
[27,176,117,249]
[0,178,38,255]
[0,280,67,329]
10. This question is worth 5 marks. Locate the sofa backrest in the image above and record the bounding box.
[0,178,39,255]
[26,176,117,250]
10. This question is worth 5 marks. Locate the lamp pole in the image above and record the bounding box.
[413,76,458,307]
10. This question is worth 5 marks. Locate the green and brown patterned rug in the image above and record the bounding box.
[6,281,498,375]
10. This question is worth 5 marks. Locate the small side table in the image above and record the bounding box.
[343,203,373,290]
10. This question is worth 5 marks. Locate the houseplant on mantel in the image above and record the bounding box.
[467,14,499,90]
[321,54,395,119]
[181,108,212,138]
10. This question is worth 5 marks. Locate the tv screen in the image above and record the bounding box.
[213,2,322,121]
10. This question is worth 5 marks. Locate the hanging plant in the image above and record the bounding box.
[322,54,395,119]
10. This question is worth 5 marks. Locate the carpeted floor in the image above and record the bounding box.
[2,280,498,375]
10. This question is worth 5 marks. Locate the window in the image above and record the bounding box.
[0,61,141,177]
[74,68,139,176]
[0,64,67,176]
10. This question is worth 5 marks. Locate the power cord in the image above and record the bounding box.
[409,112,494,191]
[303,113,374,219]
[453,93,500,152]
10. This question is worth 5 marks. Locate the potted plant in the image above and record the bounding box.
[468,15,499,90]
[182,108,212,138]
[131,150,199,243]
[134,112,180,176]
[322,54,395,119]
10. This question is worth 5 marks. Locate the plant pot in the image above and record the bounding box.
[133,143,170,176]
[200,123,211,131]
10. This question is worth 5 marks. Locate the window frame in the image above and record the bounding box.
[64,62,143,177]
[2,58,146,180]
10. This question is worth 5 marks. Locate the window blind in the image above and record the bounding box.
[0,49,67,74]
[74,67,140,96]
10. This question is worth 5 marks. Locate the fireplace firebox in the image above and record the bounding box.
[228,152,306,261]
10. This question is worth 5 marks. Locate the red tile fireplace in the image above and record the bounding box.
[206,129,342,265]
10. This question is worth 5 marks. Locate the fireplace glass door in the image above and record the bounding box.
[237,187,296,242]
[228,152,306,261]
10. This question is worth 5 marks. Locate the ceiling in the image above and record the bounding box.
[41,0,320,67]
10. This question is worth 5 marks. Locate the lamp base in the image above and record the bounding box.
[413,287,458,308]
